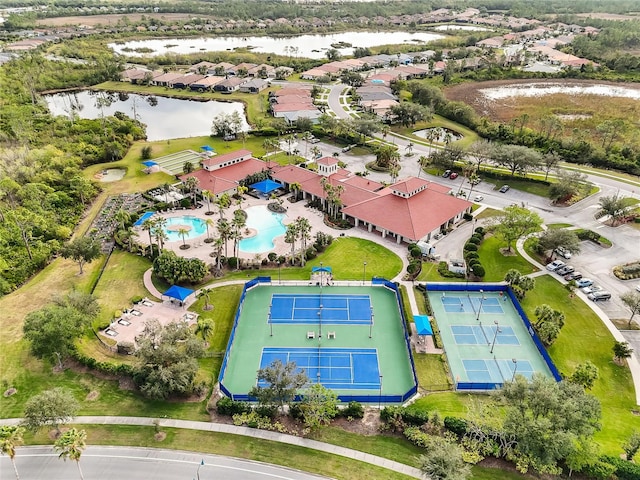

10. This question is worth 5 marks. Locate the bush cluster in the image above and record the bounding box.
[437,261,465,278]
[380,405,429,426]
[464,228,486,279]
[71,349,135,377]
[217,397,252,416]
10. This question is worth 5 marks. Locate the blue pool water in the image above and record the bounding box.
[239,205,286,253]
[164,215,208,242]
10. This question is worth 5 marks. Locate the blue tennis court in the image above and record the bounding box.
[259,347,380,389]
[451,325,520,346]
[269,294,372,324]
[463,359,534,383]
[441,295,504,314]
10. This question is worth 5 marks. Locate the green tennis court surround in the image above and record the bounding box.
[219,279,418,403]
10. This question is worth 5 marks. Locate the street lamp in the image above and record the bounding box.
[511,358,518,382]
[475,289,485,322]
[196,459,204,480]
[369,309,374,338]
[269,312,273,337]
[378,375,383,409]
[363,261,367,285]
[277,260,281,284]
[490,320,500,354]
[320,262,323,288]
[318,306,322,338]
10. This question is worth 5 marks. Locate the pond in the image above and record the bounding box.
[95,168,126,182]
[44,90,249,141]
[479,82,640,101]
[109,31,444,59]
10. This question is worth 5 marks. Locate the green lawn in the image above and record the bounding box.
[482,177,550,198]
[477,236,537,282]
[473,207,502,220]
[547,223,573,229]
[414,354,451,391]
[520,275,637,453]
[204,237,403,285]
[23,425,416,480]
[416,262,465,282]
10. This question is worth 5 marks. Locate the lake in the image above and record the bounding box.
[109,31,444,59]
[479,82,640,100]
[44,91,249,141]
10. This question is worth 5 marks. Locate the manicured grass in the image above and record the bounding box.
[414,354,451,391]
[311,428,423,468]
[520,275,637,453]
[560,162,640,188]
[574,228,613,247]
[482,176,550,198]
[206,237,404,284]
[92,251,155,325]
[392,114,480,150]
[473,207,501,220]
[416,262,465,282]
[477,235,536,282]
[23,425,416,480]
[410,391,485,418]
[547,223,573,229]
[399,284,414,323]
[413,287,427,314]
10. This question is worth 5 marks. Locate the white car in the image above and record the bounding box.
[581,285,602,295]
[636,284,640,292]
[546,260,565,271]
[555,246,572,259]
[473,195,484,202]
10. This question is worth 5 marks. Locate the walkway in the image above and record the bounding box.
[0,416,423,479]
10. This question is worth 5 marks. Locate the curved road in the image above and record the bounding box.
[0,446,332,480]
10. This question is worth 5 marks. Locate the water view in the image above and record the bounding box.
[480,82,640,100]
[44,90,249,141]
[109,31,444,59]
[433,25,492,31]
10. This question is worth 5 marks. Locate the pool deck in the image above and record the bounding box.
[133,194,413,269]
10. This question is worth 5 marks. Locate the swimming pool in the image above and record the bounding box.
[239,205,286,253]
[164,215,208,242]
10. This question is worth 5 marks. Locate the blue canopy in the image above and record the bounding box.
[201,145,214,152]
[251,179,282,194]
[142,160,158,167]
[414,315,433,335]
[312,266,332,273]
[163,285,194,302]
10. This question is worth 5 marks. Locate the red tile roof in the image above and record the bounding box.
[179,170,237,195]
[342,186,471,241]
[317,157,339,166]
[201,149,252,168]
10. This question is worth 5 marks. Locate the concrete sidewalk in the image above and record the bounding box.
[0,416,423,479]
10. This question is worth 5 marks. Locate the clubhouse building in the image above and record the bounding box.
[179,150,472,244]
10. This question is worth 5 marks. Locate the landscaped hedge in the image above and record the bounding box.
[444,416,469,437]
[599,455,640,480]
[217,396,252,416]
[71,348,136,377]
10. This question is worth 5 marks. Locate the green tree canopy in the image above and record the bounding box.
[249,359,308,413]
[537,228,581,258]
[60,237,101,274]
[22,388,79,433]
[494,206,543,252]
[299,383,339,431]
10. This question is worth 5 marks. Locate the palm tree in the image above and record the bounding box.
[0,425,25,480]
[284,223,299,265]
[177,227,189,249]
[142,218,156,254]
[217,218,231,258]
[417,155,428,179]
[236,185,248,211]
[198,288,214,311]
[202,190,213,215]
[216,193,231,220]
[290,182,302,201]
[185,176,200,205]
[405,142,414,157]
[204,218,215,242]
[152,223,168,251]
[54,428,86,480]
[295,217,312,266]
[212,235,224,271]
[195,317,215,344]
[114,208,131,231]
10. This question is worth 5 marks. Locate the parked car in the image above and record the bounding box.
[555,246,572,259]
[557,265,575,276]
[588,291,611,301]
[449,172,459,180]
[546,260,566,271]
[469,178,481,185]
[341,144,355,153]
[499,185,510,193]
[443,170,451,178]
[473,195,484,202]
[636,284,640,292]
[581,285,602,294]
[565,272,582,281]
[309,136,320,144]
[576,278,594,288]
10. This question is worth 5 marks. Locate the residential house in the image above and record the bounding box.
[239,78,269,94]
[213,77,246,93]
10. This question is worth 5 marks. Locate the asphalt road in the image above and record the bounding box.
[0,446,332,480]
